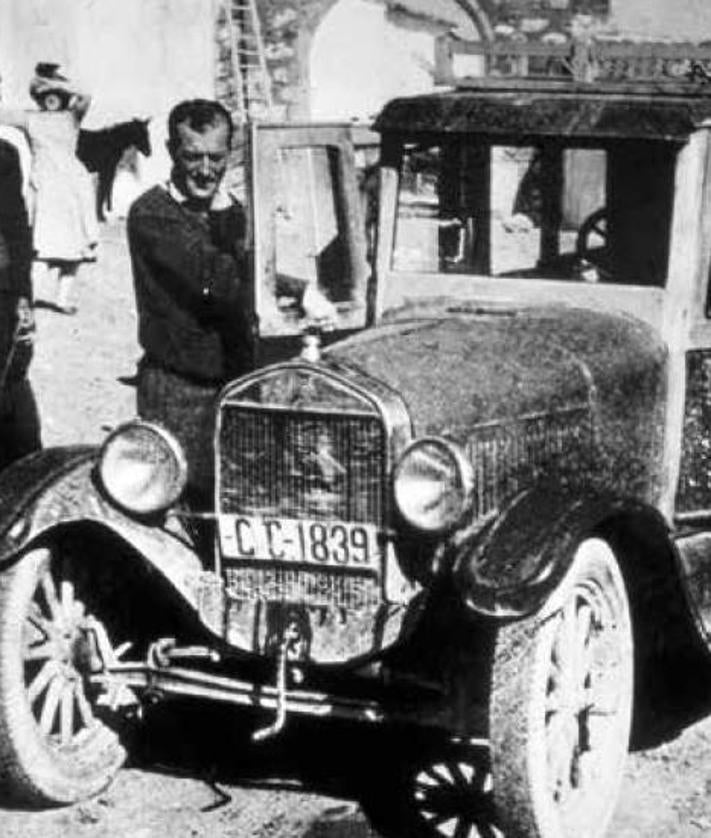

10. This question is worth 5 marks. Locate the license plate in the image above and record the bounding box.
[219,515,379,569]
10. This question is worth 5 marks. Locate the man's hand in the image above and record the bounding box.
[302,284,339,331]
[15,296,35,338]
[209,184,232,212]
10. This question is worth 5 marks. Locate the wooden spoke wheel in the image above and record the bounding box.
[490,538,633,838]
[0,546,127,805]
[408,743,504,838]
[360,739,503,838]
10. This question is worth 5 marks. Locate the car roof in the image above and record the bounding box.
[374,78,711,143]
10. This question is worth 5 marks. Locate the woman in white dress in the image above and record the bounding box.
[0,63,98,314]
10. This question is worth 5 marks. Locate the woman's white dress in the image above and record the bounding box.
[27,109,98,262]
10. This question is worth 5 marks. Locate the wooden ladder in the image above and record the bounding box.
[215,0,274,124]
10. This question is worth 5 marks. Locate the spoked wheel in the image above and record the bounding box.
[360,738,503,838]
[0,545,128,805]
[409,742,503,838]
[490,537,633,838]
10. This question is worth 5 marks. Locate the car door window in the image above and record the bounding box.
[250,125,369,339]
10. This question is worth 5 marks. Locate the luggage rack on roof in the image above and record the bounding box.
[434,34,711,94]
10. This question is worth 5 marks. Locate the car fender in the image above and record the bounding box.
[453,486,667,618]
[0,447,205,612]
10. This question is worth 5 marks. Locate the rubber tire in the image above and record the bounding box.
[0,547,126,805]
[490,537,633,838]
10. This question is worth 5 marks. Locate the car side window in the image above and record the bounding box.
[392,141,609,279]
[391,139,674,287]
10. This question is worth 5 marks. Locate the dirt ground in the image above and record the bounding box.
[2,221,711,837]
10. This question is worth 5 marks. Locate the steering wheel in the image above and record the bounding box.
[575,207,609,276]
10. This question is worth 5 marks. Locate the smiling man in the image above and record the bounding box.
[127,99,252,500]
[128,98,337,502]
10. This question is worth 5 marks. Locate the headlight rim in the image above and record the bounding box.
[98,419,188,517]
[393,435,474,535]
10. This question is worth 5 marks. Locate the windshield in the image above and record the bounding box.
[391,139,677,287]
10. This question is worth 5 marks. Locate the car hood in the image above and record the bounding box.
[326,305,668,502]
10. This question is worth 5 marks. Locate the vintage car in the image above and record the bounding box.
[4,63,711,838]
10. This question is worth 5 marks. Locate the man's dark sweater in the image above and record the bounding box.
[127,185,251,383]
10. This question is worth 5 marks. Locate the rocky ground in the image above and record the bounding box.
[1,221,711,837]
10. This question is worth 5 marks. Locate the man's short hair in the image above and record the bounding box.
[167,99,233,147]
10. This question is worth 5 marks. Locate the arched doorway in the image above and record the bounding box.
[308,0,492,120]
[453,0,494,43]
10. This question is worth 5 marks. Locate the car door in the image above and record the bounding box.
[246,123,370,367]
[673,126,711,643]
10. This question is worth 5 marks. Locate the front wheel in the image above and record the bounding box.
[490,537,633,838]
[0,545,127,805]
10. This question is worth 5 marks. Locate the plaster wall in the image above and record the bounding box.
[0,0,214,191]
[610,0,711,40]
[310,0,435,120]
[309,0,485,120]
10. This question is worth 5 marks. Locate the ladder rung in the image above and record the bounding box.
[230,20,256,31]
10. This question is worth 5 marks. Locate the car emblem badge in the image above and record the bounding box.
[299,429,346,515]
[312,430,345,487]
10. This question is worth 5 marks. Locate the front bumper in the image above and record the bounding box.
[92,643,486,741]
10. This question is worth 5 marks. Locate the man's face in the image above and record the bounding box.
[170,119,230,205]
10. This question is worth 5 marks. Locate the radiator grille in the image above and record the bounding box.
[218,405,386,526]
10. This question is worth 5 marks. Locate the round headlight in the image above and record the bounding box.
[98,421,188,515]
[393,437,473,534]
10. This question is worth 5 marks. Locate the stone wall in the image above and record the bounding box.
[252,0,488,117]
[251,0,616,119]
[260,0,336,116]
[252,0,711,121]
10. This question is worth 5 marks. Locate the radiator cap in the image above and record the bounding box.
[301,330,322,363]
